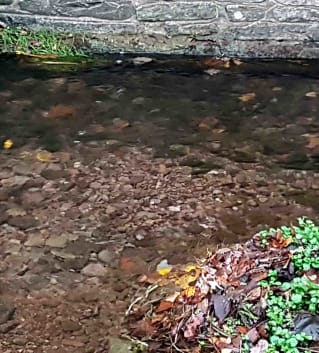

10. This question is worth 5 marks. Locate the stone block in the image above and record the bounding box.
[227,23,310,41]
[165,21,218,36]
[19,0,135,20]
[272,6,319,22]
[226,5,265,22]
[276,0,319,5]
[137,2,217,21]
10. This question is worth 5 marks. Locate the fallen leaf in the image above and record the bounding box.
[247,327,260,344]
[294,312,319,340]
[236,326,249,334]
[305,134,319,149]
[233,59,242,66]
[119,256,136,272]
[181,286,196,298]
[36,150,52,162]
[203,58,230,69]
[156,300,174,313]
[213,294,231,323]
[204,68,221,76]
[239,92,256,102]
[305,91,317,98]
[184,314,204,339]
[250,339,269,353]
[3,139,13,150]
[156,259,173,276]
[46,105,76,119]
[270,229,293,248]
[112,118,130,130]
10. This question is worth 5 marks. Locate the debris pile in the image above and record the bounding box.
[126,218,319,353]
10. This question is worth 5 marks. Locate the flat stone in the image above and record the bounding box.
[7,216,37,230]
[21,191,45,207]
[137,2,217,21]
[25,233,45,247]
[45,234,69,248]
[109,336,132,353]
[81,263,108,277]
[97,249,116,265]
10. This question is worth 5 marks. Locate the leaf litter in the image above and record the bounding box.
[125,218,319,353]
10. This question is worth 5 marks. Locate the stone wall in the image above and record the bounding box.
[1,0,319,58]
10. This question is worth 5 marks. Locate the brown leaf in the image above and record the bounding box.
[270,229,292,248]
[156,300,174,313]
[46,105,76,119]
[158,163,167,175]
[305,134,319,149]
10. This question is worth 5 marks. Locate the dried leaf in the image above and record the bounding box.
[213,294,231,323]
[239,92,256,102]
[294,312,319,340]
[36,150,52,162]
[181,286,196,298]
[270,230,293,248]
[233,59,242,66]
[184,314,204,339]
[112,118,130,129]
[250,339,269,353]
[156,300,174,313]
[3,139,13,150]
[305,134,319,149]
[46,105,76,119]
[204,68,221,76]
[156,259,173,276]
[247,327,260,344]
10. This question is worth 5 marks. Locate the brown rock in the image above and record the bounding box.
[61,319,81,332]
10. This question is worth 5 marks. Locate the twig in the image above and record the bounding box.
[125,284,158,316]
[299,348,319,353]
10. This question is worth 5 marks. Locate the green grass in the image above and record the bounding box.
[0,27,87,58]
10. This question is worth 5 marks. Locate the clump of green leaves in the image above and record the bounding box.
[258,217,319,353]
[0,27,86,57]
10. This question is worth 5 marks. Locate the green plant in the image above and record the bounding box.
[257,218,319,353]
[0,27,86,57]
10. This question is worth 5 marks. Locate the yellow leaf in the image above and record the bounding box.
[36,150,52,162]
[182,286,196,298]
[157,267,172,276]
[233,59,242,66]
[239,92,256,102]
[3,139,13,150]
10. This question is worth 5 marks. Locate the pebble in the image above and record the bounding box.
[81,263,108,277]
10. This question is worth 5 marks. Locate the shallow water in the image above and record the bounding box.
[1,55,319,170]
